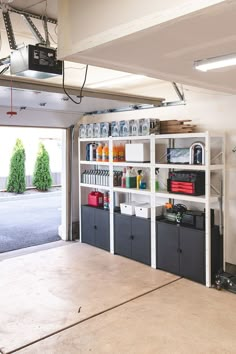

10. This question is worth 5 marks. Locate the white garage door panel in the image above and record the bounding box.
[0,77,163,128]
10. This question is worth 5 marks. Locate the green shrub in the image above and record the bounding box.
[33,143,52,191]
[7,138,26,193]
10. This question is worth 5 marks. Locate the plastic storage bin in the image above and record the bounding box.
[120,202,142,215]
[135,204,163,219]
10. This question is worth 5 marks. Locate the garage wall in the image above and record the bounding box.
[76,88,236,265]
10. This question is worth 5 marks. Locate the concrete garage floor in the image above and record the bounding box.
[0,243,235,354]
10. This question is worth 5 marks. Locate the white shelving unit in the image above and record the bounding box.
[78,132,225,287]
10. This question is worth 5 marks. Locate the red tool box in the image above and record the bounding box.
[168,181,197,195]
[167,171,205,196]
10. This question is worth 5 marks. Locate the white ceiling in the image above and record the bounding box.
[0,0,169,127]
[1,0,235,129]
[4,0,58,21]
[0,0,170,98]
[64,1,236,94]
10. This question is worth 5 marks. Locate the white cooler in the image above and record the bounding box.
[135,204,163,219]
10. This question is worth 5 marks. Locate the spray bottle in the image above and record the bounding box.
[155,168,159,191]
[137,170,142,189]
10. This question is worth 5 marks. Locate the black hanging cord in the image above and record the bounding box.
[0,65,10,75]
[62,61,89,104]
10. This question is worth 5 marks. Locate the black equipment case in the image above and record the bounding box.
[167,170,205,196]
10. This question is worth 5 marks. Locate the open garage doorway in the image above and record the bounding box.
[0,126,65,253]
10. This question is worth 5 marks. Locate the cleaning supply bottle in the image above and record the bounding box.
[102,143,109,162]
[90,143,96,161]
[118,143,125,162]
[155,168,159,191]
[126,167,131,188]
[136,170,142,189]
[121,168,126,188]
[96,143,103,162]
[126,167,136,188]
[113,144,118,162]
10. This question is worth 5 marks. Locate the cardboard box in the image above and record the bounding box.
[130,120,140,136]
[119,120,130,137]
[101,122,110,137]
[79,124,87,138]
[140,118,160,135]
[111,121,120,137]
[86,124,94,138]
[93,123,102,138]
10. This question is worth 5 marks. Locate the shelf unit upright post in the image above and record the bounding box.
[78,139,82,243]
[205,132,211,287]
[222,133,226,271]
[109,136,114,254]
[150,135,157,268]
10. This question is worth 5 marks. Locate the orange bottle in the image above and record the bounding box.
[113,145,118,162]
[102,143,109,162]
[96,143,103,162]
[118,144,125,162]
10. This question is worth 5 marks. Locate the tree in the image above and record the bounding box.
[7,138,26,193]
[33,143,52,191]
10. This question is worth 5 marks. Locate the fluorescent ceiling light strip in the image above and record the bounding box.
[194,53,236,72]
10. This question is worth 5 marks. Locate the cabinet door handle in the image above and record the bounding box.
[94,225,97,230]
[130,235,134,240]
[177,248,182,253]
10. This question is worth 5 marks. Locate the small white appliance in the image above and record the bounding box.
[125,143,150,162]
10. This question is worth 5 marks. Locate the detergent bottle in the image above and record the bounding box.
[113,144,119,162]
[155,168,159,191]
[118,144,125,162]
[136,170,142,189]
[102,143,109,162]
[96,143,103,162]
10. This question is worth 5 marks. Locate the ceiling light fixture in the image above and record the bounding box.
[194,53,236,72]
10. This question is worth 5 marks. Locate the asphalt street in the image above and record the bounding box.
[0,194,61,253]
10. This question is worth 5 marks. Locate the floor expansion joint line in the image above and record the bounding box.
[7,276,182,354]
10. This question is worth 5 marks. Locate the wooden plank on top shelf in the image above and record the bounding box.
[160,127,194,133]
[160,123,194,129]
[161,124,195,129]
[160,131,193,134]
[160,119,192,126]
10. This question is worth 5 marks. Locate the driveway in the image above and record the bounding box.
[0,193,61,253]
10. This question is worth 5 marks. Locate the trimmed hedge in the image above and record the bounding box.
[7,138,26,193]
[33,143,52,191]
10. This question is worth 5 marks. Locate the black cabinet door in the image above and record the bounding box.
[180,227,205,284]
[157,222,179,275]
[81,206,95,246]
[94,208,110,251]
[114,213,132,258]
[132,217,151,265]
